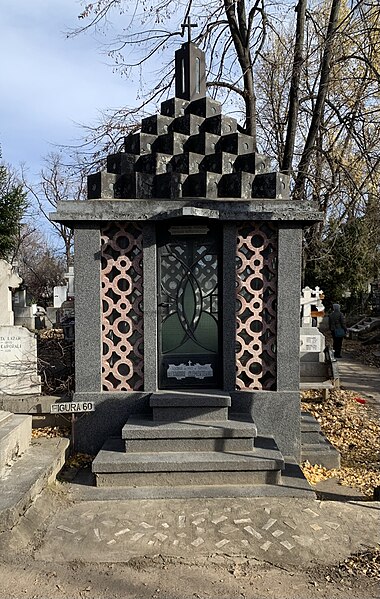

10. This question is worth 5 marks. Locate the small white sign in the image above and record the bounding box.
[167,361,213,380]
[50,401,95,414]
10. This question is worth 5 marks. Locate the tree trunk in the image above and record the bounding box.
[243,59,257,143]
[224,0,257,146]
[281,0,307,174]
[294,0,342,200]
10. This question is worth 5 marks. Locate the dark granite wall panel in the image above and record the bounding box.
[74,226,102,393]
[277,225,303,391]
[142,224,158,391]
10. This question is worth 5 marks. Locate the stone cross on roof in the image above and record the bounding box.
[175,17,205,101]
[181,16,198,43]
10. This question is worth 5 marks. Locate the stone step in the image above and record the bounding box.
[301,411,322,443]
[122,415,257,452]
[127,436,254,453]
[76,482,315,499]
[75,461,315,499]
[93,437,284,488]
[300,379,334,390]
[150,390,231,422]
[153,407,229,421]
[301,430,325,444]
[300,362,329,377]
[301,412,340,468]
[0,413,32,473]
[301,411,322,432]
[301,442,341,470]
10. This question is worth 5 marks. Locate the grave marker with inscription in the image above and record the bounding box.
[300,286,326,362]
[0,326,41,395]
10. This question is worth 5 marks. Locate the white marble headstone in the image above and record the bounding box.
[300,332,322,353]
[0,326,41,395]
[53,285,68,308]
[65,266,74,299]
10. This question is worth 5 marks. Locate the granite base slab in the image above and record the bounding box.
[93,436,284,487]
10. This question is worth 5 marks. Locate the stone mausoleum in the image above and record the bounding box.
[53,36,320,493]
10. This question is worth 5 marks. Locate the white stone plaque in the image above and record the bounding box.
[167,361,213,380]
[300,334,322,353]
[0,326,41,395]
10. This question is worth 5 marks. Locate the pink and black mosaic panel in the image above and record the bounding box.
[236,222,278,390]
[101,222,144,391]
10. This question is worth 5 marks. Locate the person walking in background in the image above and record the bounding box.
[328,303,347,358]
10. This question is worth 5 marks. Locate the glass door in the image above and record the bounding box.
[157,221,221,388]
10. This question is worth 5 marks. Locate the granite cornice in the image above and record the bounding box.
[51,199,322,226]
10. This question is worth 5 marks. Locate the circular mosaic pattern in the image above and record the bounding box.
[236,223,277,390]
[101,222,144,391]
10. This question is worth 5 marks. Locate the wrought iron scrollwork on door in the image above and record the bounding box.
[160,239,219,356]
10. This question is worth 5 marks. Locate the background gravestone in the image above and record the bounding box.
[0,325,41,395]
[0,260,41,395]
[300,286,326,361]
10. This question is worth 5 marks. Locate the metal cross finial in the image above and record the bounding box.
[181,15,198,43]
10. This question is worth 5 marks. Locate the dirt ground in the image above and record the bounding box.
[1,555,379,599]
[0,487,379,599]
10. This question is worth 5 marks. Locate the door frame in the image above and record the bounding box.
[156,219,223,389]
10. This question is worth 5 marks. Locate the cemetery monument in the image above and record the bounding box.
[52,32,321,492]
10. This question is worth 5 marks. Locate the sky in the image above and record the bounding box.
[0,0,137,179]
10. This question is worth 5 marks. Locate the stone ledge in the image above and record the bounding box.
[150,390,231,407]
[0,395,65,414]
[0,411,13,425]
[126,436,254,453]
[92,437,284,474]
[300,380,334,390]
[122,415,257,439]
[96,469,281,487]
[52,199,322,225]
[0,437,69,533]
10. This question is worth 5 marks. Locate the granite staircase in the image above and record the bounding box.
[301,411,341,469]
[92,391,288,494]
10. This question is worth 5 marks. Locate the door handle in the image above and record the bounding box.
[158,302,170,307]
